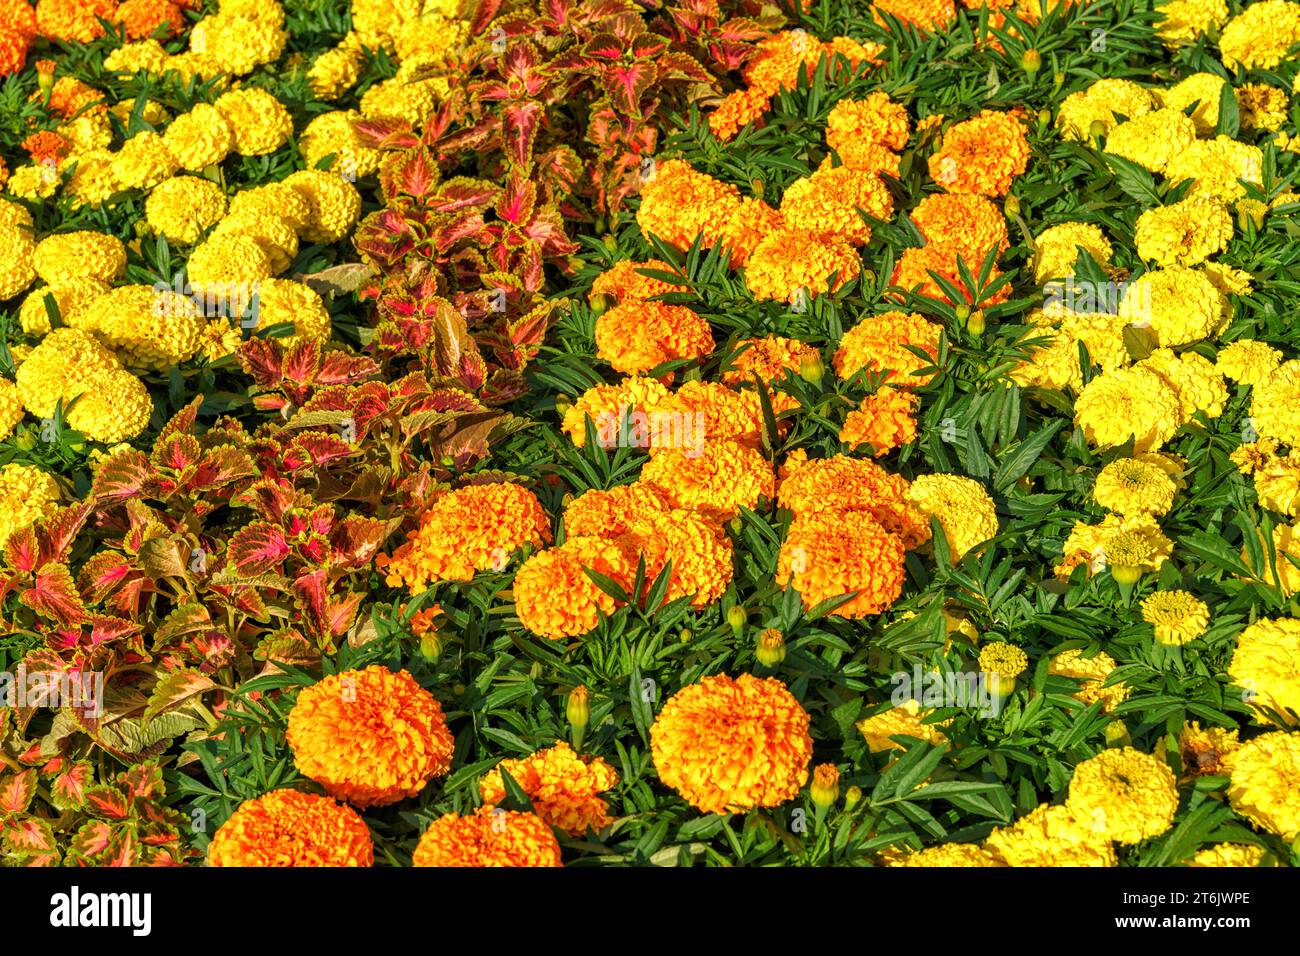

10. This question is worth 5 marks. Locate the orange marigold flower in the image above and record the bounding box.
[709,86,772,141]
[651,379,774,450]
[873,0,958,29]
[928,110,1030,196]
[412,807,562,867]
[594,300,715,376]
[563,481,672,538]
[745,227,861,303]
[35,0,118,42]
[45,75,104,117]
[20,130,70,166]
[113,0,182,39]
[910,193,1009,265]
[720,196,784,266]
[636,159,740,252]
[561,375,672,447]
[651,673,812,813]
[744,30,829,96]
[641,439,775,523]
[513,535,636,639]
[378,482,552,591]
[722,335,819,388]
[0,2,36,43]
[0,26,30,76]
[777,452,931,549]
[618,506,735,606]
[777,510,906,616]
[480,742,619,836]
[781,164,895,246]
[840,386,920,455]
[286,666,455,808]
[820,140,903,177]
[207,790,373,867]
[590,258,686,305]
[890,243,1011,305]
[834,310,942,386]
[827,92,911,153]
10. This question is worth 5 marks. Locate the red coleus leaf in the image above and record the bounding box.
[36,502,93,566]
[69,820,114,860]
[50,762,93,811]
[352,116,417,150]
[91,448,151,503]
[4,817,58,865]
[292,568,329,629]
[469,0,504,34]
[20,563,86,626]
[323,591,364,638]
[188,446,257,493]
[151,432,202,473]
[0,770,36,813]
[281,340,324,385]
[77,551,134,604]
[331,516,390,568]
[238,338,284,386]
[155,397,203,450]
[104,827,140,867]
[284,432,357,470]
[604,60,658,114]
[496,173,538,225]
[583,32,625,60]
[120,762,164,800]
[84,785,130,820]
[630,34,669,59]
[316,351,379,387]
[501,100,543,169]
[228,521,292,576]
[4,526,40,574]
[427,177,501,213]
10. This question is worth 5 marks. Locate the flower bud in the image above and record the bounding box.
[1111,564,1142,585]
[954,303,971,323]
[588,292,612,316]
[799,350,825,384]
[727,604,748,636]
[36,59,55,96]
[756,628,786,667]
[419,631,442,662]
[555,395,572,416]
[1004,194,1021,218]
[1088,119,1106,142]
[679,627,693,643]
[566,685,590,730]
[966,309,986,336]
[844,785,863,810]
[810,763,840,809]
[1021,48,1042,75]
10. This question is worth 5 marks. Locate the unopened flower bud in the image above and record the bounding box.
[567,685,590,730]
[800,350,825,384]
[727,604,748,636]
[1004,194,1021,218]
[844,785,863,810]
[419,631,442,661]
[756,628,786,667]
[588,292,612,316]
[810,763,840,809]
[1021,48,1042,75]
[966,309,986,335]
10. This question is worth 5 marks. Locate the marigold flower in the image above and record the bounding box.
[0,379,22,440]
[1093,457,1179,516]
[1236,83,1290,132]
[1156,0,1227,46]
[163,103,234,171]
[480,743,619,836]
[230,181,312,234]
[889,242,1011,307]
[1048,647,1128,712]
[979,641,1028,684]
[562,376,671,447]
[708,86,771,141]
[840,386,918,455]
[928,110,1029,196]
[721,197,786,266]
[777,451,930,548]
[207,790,373,867]
[145,175,228,245]
[35,0,117,42]
[590,258,686,306]
[650,380,777,451]
[0,462,60,546]
[594,301,714,376]
[412,808,562,867]
[650,673,812,813]
[617,506,735,607]
[744,227,861,303]
[1223,731,1300,840]
[1164,136,1263,205]
[882,843,1004,866]
[1057,78,1156,139]
[187,233,272,293]
[214,86,294,156]
[285,168,362,244]
[636,159,741,252]
[0,223,36,300]
[301,109,382,178]
[17,277,106,335]
[563,482,672,539]
[827,92,910,154]
[1134,197,1232,267]
[1074,365,1183,452]
[308,39,364,100]
[379,482,552,591]
[910,193,1008,265]
[112,0,183,38]
[1103,108,1197,173]
[1229,617,1300,726]
[73,284,205,371]
[513,535,635,639]
[777,510,906,617]
[286,666,454,808]
[1179,721,1239,777]
[1065,747,1180,844]
[640,439,774,524]
[1218,0,1300,70]
[1252,455,1300,515]
[857,698,948,752]
[721,335,818,389]
[1034,222,1112,283]
[32,231,125,286]
[834,310,941,387]
[984,804,1117,866]
[1187,843,1273,867]
[212,211,298,275]
[905,474,997,558]
[781,164,894,246]
[873,0,957,29]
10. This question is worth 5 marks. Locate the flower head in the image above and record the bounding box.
[480,742,619,836]
[413,808,562,867]
[207,790,373,867]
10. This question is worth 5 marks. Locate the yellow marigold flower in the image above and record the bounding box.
[0,198,32,230]
[73,284,205,371]
[359,75,445,127]
[285,168,362,244]
[1187,843,1273,867]
[1009,309,1130,392]
[745,227,861,303]
[212,211,299,275]
[0,463,60,546]
[1180,721,1239,777]
[650,673,812,813]
[1134,197,1232,267]
[1237,83,1290,131]
[882,842,1004,866]
[618,507,734,607]
[111,130,178,190]
[189,12,288,76]
[910,193,1008,266]
[1057,78,1156,139]
[412,807,562,867]
[230,181,312,235]
[834,310,941,387]
[840,386,919,456]
[1066,748,1179,844]
[7,163,60,202]
[776,452,931,549]
[240,277,329,344]
[214,86,294,156]
[1103,108,1196,173]
[1250,359,1300,444]
[301,110,381,178]
[0,380,22,441]
[1223,730,1300,840]
[1156,0,1228,46]
[985,804,1117,866]
[979,641,1028,696]
[1218,0,1300,70]
[207,790,373,867]
[1033,222,1112,282]
[1254,455,1300,515]
[1229,617,1300,726]
[480,743,619,836]
[856,698,947,753]
[563,482,671,539]
[1230,438,1280,475]
[63,149,120,209]
[1094,457,1178,516]
[1224,350,1279,403]
[721,335,818,388]
[17,278,108,335]
[308,39,364,100]
[928,110,1029,196]
[1048,647,1129,712]
[777,510,906,617]
[146,176,228,245]
[1140,347,1227,419]
[636,159,740,252]
[640,439,774,523]
[512,535,635,639]
[826,92,910,153]
[905,474,997,559]
[590,258,686,306]
[379,482,552,591]
[33,231,125,285]
[1141,590,1209,645]
[197,318,243,361]
[594,301,714,376]
[104,39,170,74]
[1075,365,1183,451]
[561,376,671,447]
[781,164,894,246]
[187,233,272,293]
[286,665,454,808]
[163,103,234,171]
[1158,72,1228,134]
[0,224,36,300]
[1164,136,1263,205]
